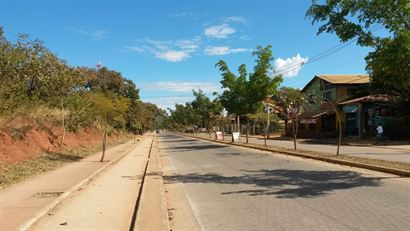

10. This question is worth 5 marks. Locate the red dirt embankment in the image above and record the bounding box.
[0,126,110,163]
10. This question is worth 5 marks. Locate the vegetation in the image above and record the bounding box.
[0,26,166,161]
[0,136,130,188]
[306,0,410,109]
[0,26,164,132]
[216,45,283,143]
[272,87,305,150]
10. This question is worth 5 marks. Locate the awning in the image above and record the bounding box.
[299,110,332,119]
[339,94,391,105]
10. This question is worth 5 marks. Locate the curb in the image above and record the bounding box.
[182,134,410,177]
[17,139,144,231]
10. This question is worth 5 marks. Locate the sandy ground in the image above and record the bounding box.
[29,138,152,231]
[0,139,140,231]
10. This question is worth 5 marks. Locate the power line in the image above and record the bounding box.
[273,24,383,77]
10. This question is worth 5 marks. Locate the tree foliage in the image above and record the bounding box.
[0,26,162,133]
[216,45,283,117]
[306,0,410,102]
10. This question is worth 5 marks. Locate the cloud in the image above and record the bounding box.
[168,12,194,18]
[126,46,144,53]
[204,24,236,38]
[141,81,220,93]
[204,46,249,56]
[156,50,190,62]
[224,16,247,23]
[127,37,200,62]
[66,27,108,40]
[239,35,250,40]
[142,96,193,110]
[274,54,308,77]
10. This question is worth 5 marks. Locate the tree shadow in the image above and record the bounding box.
[42,151,83,162]
[164,169,382,199]
[162,144,227,152]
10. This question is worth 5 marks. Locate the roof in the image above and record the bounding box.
[302,74,369,92]
[316,74,369,84]
[338,94,391,105]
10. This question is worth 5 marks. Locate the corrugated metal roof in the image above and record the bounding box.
[316,74,370,84]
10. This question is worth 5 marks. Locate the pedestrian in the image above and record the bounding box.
[375,123,383,143]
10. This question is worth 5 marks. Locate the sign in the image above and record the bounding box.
[216,131,223,140]
[343,105,358,113]
[300,119,316,124]
[232,132,240,142]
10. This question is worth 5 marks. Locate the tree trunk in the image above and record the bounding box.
[231,123,234,142]
[60,99,65,148]
[222,122,225,141]
[293,118,297,150]
[100,126,107,162]
[264,122,267,147]
[246,118,249,144]
[335,109,342,155]
[237,116,240,132]
[328,100,342,155]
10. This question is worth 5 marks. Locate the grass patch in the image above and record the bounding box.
[0,135,132,189]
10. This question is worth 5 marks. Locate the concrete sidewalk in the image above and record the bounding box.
[0,138,144,231]
[30,137,153,231]
[199,133,410,163]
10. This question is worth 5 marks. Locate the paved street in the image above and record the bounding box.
[160,133,410,231]
[206,134,410,163]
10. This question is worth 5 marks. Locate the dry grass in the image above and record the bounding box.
[0,135,131,189]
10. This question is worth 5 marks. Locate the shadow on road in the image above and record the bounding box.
[162,144,227,152]
[164,169,382,199]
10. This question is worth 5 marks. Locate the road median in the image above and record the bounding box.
[182,133,410,177]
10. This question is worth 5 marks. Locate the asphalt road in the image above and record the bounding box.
[159,133,410,231]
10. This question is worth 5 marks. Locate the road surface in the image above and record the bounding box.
[160,133,410,231]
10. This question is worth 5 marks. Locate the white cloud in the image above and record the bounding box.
[127,37,200,62]
[274,54,309,77]
[168,12,194,18]
[142,96,193,110]
[66,27,108,40]
[126,46,144,53]
[141,81,220,93]
[224,16,247,23]
[156,50,190,62]
[239,35,250,40]
[204,46,249,56]
[204,24,236,38]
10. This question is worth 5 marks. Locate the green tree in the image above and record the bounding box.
[216,45,282,143]
[306,0,410,101]
[89,92,130,161]
[191,90,223,137]
[272,87,305,150]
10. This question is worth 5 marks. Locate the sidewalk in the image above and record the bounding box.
[243,134,410,151]
[198,133,410,163]
[30,137,153,231]
[0,138,144,231]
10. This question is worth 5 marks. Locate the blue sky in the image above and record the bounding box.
[0,0,373,109]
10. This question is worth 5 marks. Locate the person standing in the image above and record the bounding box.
[376,123,384,143]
